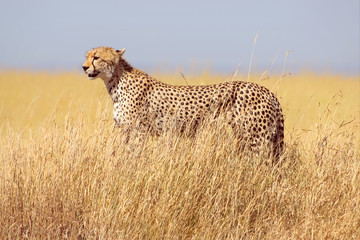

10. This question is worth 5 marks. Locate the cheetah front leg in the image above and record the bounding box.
[111,120,131,144]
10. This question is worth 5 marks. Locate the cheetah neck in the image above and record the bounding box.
[104,58,155,104]
[102,58,126,95]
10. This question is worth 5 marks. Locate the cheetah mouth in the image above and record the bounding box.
[88,70,100,79]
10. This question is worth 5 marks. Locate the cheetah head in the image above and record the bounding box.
[82,46,125,80]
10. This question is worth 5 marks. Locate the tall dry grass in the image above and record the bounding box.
[0,71,359,239]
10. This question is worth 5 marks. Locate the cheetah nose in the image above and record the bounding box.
[82,66,89,71]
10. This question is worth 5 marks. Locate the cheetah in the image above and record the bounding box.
[82,46,284,160]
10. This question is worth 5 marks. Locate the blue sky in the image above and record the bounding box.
[0,0,359,75]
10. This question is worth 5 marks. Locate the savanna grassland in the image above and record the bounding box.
[0,70,359,239]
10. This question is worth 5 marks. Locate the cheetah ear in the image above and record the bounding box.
[116,48,126,55]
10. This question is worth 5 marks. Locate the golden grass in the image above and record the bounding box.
[0,71,359,239]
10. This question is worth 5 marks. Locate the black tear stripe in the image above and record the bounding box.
[92,57,97,71]
[91,51,97,70]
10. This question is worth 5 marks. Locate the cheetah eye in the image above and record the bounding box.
[93,56,100,60]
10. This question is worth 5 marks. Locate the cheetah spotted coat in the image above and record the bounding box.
[82,47,284,159]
